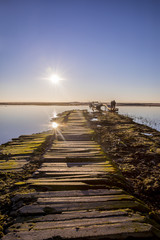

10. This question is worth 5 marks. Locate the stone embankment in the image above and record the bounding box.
[0,110,160,239]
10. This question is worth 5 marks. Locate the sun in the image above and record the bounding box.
[49,74,61,84]
[52,122,59,129]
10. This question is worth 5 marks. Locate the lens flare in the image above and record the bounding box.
[52,122,59,129]
[49,74,61,84]
[53,113,57,118]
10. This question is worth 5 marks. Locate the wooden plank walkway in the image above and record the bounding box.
[2,111,160,239]
[0,132,51,172]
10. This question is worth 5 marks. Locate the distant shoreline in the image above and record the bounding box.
[0,102,160,107]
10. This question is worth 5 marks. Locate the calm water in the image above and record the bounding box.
[0,105,89,145]
[0,105,160,145]
[119,106,160,132]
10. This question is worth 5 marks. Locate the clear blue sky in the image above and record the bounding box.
[0,0,159,102]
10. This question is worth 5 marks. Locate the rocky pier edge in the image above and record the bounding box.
[0,109,160,239]
[86,110,160,216]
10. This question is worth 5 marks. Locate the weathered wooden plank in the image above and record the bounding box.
[41,162,111,166]
[44,152,104,158]
[12,189,124,202]
[28,177,107,184]
[3,222,154,240]
[48,148,101,152]
[42,158,107,164]
[18,209,130,222]
[35,167,115,172]
[8,214,145,232]
[36,194,134,204]
[33,171,109,177]
[17,200,141,215]
[29,182,106,191]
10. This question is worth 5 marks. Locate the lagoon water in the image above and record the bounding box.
[0,105,160,145]
[119,106,160,132]
[0,105,89,145]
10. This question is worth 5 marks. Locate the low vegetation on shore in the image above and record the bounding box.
[87,110,160,214]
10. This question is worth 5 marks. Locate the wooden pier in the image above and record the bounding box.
[2,111,160,239]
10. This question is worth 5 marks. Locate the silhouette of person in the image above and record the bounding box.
[111,100,116,110]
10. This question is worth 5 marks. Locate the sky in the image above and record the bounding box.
[0,0,160,103]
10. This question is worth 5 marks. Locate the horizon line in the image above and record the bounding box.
[0,101,160,106]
